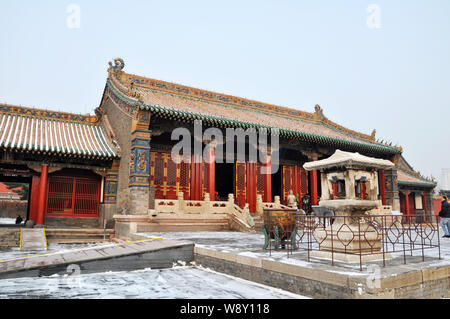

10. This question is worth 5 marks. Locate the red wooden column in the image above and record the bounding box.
[206,147,215,201]
[190,154,203,200]
[310,170,319,206]
[293,166,301,198]
[36,164,48,226]
[360,182,367,200]
[423,193,428,222]
[379,170,386,205]
[28,175,41,222]
[263,155,272,203]
[332,183,339,199]
[247,162,257,213]
[404,191,410,223]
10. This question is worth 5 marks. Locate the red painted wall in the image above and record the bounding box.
[433,197,443,216]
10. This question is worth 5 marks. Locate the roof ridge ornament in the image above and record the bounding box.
[371,129,376,140]
[108,58,125,75]
[313,104,325,121]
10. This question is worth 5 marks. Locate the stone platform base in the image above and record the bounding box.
[113,215,232,240]
[45,228,115,243]
[194,247,449,299]
[310,250,393,263]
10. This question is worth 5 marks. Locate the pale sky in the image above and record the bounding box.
[1,1,449,188]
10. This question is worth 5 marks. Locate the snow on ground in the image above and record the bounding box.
[0,264,308,299]
[1,229,449,299]
[0,238,308,299]
[0,218,19,225]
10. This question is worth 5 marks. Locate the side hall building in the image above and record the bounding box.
[0,59,436,229]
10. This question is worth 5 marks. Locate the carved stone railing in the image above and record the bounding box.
[256,194,291,216]
[152,192,254,230]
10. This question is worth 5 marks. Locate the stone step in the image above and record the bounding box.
[45,228,114,242]
[45,229,114,235]
[137,222,230,232]
[46,238,111,244]
[20,229,47,251]
[254,223,264,232]
[151,218,229,224]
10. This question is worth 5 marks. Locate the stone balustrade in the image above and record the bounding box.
[152,192,255,230]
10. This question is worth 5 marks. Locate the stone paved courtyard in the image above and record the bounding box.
[0,228,448,299]
[137,230,450,275]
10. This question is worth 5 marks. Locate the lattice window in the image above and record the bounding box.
[256,164,265,192]
[180,162,190,187]
[47,175,100,217]
[154,155,164,185]
[237,165,246,190]
[167,158,177,186]
[284,168,292,192]
[300,169,308,196]
[235,162,247,208]
[73,179,100,215]
[47,177,74,214]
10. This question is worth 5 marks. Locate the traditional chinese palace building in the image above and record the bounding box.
[0,59,436,230]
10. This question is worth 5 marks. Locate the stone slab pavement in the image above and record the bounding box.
[137,231,450,277]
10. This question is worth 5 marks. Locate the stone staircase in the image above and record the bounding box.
[252,214,264,232]
[45,228,114,243]
[20,228,47,251]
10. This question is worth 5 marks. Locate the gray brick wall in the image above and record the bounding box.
[102,96,132,211]
[0,228,20,248]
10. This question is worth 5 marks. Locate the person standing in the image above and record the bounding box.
[15,215,23,225]
[439,195,450,238]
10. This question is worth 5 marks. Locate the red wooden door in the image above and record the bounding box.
[165,155,178,200]
[46,175,100,218]
[150,151,192,200]
[400,192,406,215]
[299,166,308,199]
[179,161,191,200]
[282,165,308,204]
[282,165,294,204]
[150,152,165,199]
[256,163,265,199]
[246,162,257,213]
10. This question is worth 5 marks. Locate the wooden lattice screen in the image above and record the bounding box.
[234,162,246,208]
[150,151,195,200]
[46,174,101,218]
[256,163,265,198]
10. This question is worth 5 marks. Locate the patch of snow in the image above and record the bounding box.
[0,266,308,299]
[0,218,17,225]
[237,251,260,258]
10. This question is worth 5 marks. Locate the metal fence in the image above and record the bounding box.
[264,213,442,271]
